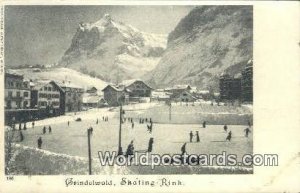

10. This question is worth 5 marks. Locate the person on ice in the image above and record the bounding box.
[20,131,24,142]
[131,122,134,129]
[19,123,22,130]
[181,143,187,156]
[96,118,98,124]
[125,140,135,161]
[196,131,200,142]
[148,138,154,152]
[23,122,27,130]
[32,121,35,128]
[189,131,193,142]
[37,137,42,149]
[43,126,46,134]
[244,128,251,137]
[226,131,232,141]
[202,121,206,128]
[248,121,251,127]
[68,121,70,127]
[48,126,52,133]
[224,124,228,132]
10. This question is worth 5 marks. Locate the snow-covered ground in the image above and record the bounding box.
[7,103,253,174]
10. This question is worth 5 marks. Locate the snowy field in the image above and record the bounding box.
[7,103,253,174]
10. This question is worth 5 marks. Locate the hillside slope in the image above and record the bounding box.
[9,68,107,91]
[146,6,253,90]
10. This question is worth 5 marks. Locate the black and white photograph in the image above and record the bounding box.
[3,5,254,175]
[1,1,300,192]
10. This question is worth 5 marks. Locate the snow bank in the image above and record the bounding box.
[10,144,130,175]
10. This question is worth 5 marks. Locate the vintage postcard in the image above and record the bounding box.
[0,1,299,193]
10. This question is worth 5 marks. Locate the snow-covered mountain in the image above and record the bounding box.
[146,6,253,90]
[59,14,167,83]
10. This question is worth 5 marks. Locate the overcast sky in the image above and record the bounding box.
[5,5,194,67]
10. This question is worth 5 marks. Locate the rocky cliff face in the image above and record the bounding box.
[146,6,253,90]
[59,14,167,83]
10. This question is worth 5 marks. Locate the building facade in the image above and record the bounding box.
[241,60,253,102]
[120,79,153,98]
[219,74,242,101]
[5,72,31,109]
[31,80,64,116]
[57,82,84,112]
[102,85,127,106]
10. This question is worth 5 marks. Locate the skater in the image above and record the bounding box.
[20,131,24,142]
[248,121,251,127]
[181,143,187,155]
[102,116,104,121]
[150,118,152,124]
[68,121,70,127]
[244,128,251,137]
[23,122,27,130]
[19,123,22,130]
[189,131,193,142]
[131,122,134,129]
[43,126,46,134]
[148,138,154,152]
[37,137,42,149]
[48,126,52,133]
[224,124,228,132]
[96,118,98,124]
[125,140,134,161]
[145,118,148,122]
[90,127,93,135]
[196,131,200,142]
[147,124,153,133]
[226,131,232,141]
[202,121,206,128]
[32,121,35,128]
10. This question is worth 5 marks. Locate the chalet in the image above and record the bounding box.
[164,85,196,101]
[120,79,153,98]
[56,81,84,112]
[86,86,98,95]
[82,94,107,108]
[172,90,197,102]
[30,80,64,117]
[102,85,128,106]
[151,89,171,102]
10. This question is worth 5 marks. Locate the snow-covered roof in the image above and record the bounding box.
[198,90,210,94]
[165,84,191,91]
[56,81,83,89]
[32,80,64,92]
[102,84,124,92]
[82,95,102,104]
[120,79,153,89]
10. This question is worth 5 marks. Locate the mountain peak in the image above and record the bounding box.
[103,13,112,21]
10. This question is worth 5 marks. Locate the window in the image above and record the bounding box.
[6,100,11,109]
[24,92,29,97]
[8,91,12,97]
[48,87,52,91]
[24,101,28,108]
[16,91,20,97]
